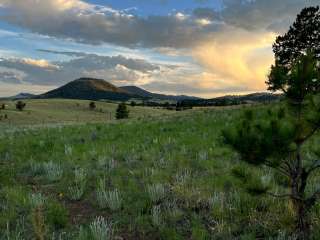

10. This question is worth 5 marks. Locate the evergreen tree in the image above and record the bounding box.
[130,101,136,107]
[272,6,320,70]
[16,101,26,111]
[224,51,320,240]
[89,101,96,110]
[116,102,129,119]
[223,7,320,238]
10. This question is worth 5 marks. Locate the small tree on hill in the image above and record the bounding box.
[16,101,26,111]
[116,102,129,119]
[130,101,136,107]
[0,103,5,110]
[89,101,96,110]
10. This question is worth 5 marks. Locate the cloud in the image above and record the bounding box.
[21,58,60,69]
[140,61,254,97]
[193,7,218,20]
[0,81,55,97]
[0,0,316,50]
[0,51,164,86]
[0,0,221,49]
[0,50,251,98]
[192,27,276,92]
[221,0,320,33]
[0,67,27,84]
[0,0,318,97]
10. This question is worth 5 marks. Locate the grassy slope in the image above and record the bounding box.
[0,99,174,127]
[0,104,319,239]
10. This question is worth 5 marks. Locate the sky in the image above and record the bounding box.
[0,0,319,97]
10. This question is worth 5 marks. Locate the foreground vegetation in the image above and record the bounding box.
[0,104,319,239]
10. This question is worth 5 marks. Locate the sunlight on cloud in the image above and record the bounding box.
[55,0,90,11]
[0,0,90,12]
[193,27,277,92]
[21,58,59,69]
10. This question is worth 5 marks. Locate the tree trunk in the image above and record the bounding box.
[290,142,311,239]
[293,200,311,240]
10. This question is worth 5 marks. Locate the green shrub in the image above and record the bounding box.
[15,101,26,111]
[46,202,68,229]
[116,102,129,119]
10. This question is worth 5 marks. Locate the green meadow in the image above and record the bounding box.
[0,99,174,127]
[0,100,319,239]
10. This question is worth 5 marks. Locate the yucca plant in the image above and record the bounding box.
[42,161,63,182]
[90,217,113,240]
[151,205,162,227]
[147,183,166,203]
[96,179,122,210]
[68,168,87,201]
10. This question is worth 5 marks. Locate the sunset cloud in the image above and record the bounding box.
[0,0,318,97]
[21,58,60,69]
[192,27,276,91]
[0,0,221,48]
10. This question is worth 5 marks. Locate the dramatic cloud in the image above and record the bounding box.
[192,27,276,92]
[0,0,221,49]
[0,0,318,97]
[0,51,164,87]
[221,0,320,33]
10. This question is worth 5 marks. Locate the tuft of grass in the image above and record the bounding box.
[29,193,46,209]
[90,217,114,240]
[96,179,122,211]
[68,168,87,201]
[151,205,162,227]
[42,161,63,182]
[147,184,166,203]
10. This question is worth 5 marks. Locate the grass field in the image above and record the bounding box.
[0,99,175,127]
[0,101,319,239]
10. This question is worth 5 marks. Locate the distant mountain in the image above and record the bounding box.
[37,79,201,102]
[120,85,201,101]
[31,78,279,104]
[120,86,152,98]
[39,78,135,101]
[0,92,36,100]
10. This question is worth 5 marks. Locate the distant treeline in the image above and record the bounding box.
[181,93,282,107]
[132,93,282,110]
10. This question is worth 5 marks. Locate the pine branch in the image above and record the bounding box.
[264,161,291,177]
[307,160,320,175]
[307,189,320,205]
[266,192,302,201]
[302,124,320,142]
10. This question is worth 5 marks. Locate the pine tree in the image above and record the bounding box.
[224,53,320,240]
[16,101,26,111]
[89,101,96,110]
[116,102,129,119]
[223,7,320,237]
[272,6,320,70]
